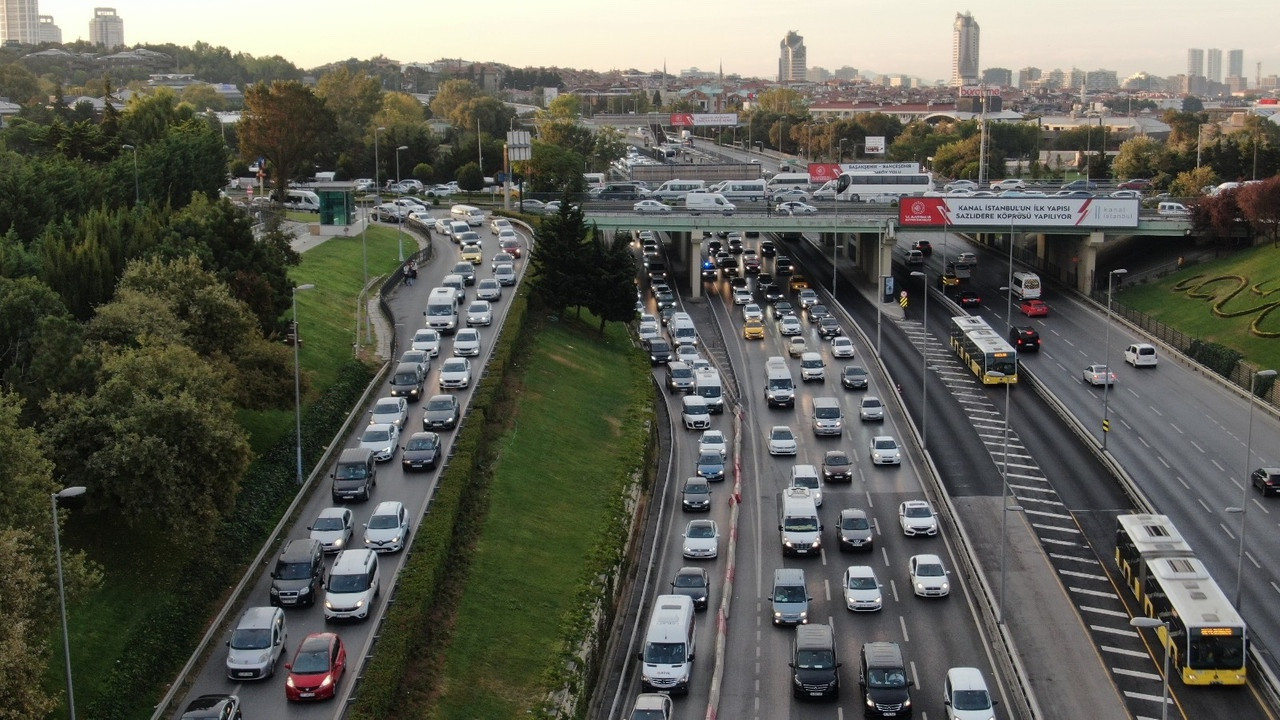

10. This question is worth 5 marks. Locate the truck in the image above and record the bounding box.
[685,192,736,216]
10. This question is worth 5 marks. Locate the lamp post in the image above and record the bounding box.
[1101,268,1127,450]
[910,270,930,448]
[1129,617,1171,720]
[292,284,315,485]
[1230,368,1277,610]
[121,144,138,204]
[1196,123,1208,168]
[395,145,408,262]
[374,126,385,200]
[998,503,1023,624]
[52,486,87,720]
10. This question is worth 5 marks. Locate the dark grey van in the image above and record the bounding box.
[389,361,425,401]
[331,447,377,502]
[791,624,840,700]
[269,538,325,608]
[860,641,913,718]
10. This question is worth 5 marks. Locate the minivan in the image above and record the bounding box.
[860,641,913,718]
[639,594,696,694]
[226,606,287,680]
[771,567,811,626]
[681,395,711,430]
[943,666,997,720]
[450,204,485,226]
[1157,201,1190,216]
[331,447,377,502]
[791,624,840,700]
[1124,343,1157,367]
[779,487,822,556]
[323,549,380,622]
[811,397,843,436]
[666,361,695,393]
[269,539,325,608]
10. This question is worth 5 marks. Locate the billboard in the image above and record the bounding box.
[898,197,1141,229]
[670,113,740,127]
[865,136,886,154]
[808,162,922,183]
[808,163,842,183]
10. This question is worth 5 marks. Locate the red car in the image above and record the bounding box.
[1020,299,1049,317]
[285,632,346,702]
[1117,178,1152,191]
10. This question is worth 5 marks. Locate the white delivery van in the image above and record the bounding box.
[670,314,698,347]
[651,179,707,202]
[1011,271,1042,299]
[685,192,736,216]
[1124,343,1157,367]
[283,189,320,211]
[450,204,486,226]
[1157,201,1190,216]
[424,287,460,335]
[694,367,724,414]
[767,172,814,194]
[765,356,796,408]
[639,594,696,694]
[779,487,822,556]
[717,179,770,202]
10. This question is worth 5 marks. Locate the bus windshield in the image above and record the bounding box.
[1189,634,1246,669]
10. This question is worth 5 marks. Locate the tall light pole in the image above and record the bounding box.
[1196,123,1208,169]
[1129,617,1171,720]
[121,144,138,204]
[1230,368,1276,610]
[395,145,408,262]
[1101,268,1128,449]
[374,126,385,199]
[292,284,315,485]
[911,270,929,448]
[51,485,87,720]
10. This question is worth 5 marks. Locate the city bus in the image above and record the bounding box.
[948,316,1017,384]
[1115,514,1248,686]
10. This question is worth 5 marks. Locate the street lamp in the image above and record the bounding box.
[292,284,315,485]
[395,145,408,262]
[1102,268,1128,450]
[998,504,1023,624]
[121,144,138,204]
[51,485,87,720]
[910,270,930,448]
[374,126,386,200]
[1230,368,1276,610]
[1129,617,1171,720]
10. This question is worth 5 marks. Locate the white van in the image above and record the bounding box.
[767,172,814,193]
[811,397,843,437]
[779,486,822,556]
[765,356,795,408]
[323,549,380,621]
[1157,201,1190,216]
[685,192,736,216]
[716,179,770,202]
[694,367,723,414]
[283,189,320,211]
[652,179,706,202]
[639,594,696,694]
[1124,343,1157,367]
[450,204,486,226]
[424,287,460,335]
[670,314,698,347]
[1011,271,1042,299]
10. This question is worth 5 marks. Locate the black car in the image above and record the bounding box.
[837,508,874,552]
[806,304,830,323]
[707,239,722,255]
[1009,326,1041,352]
[696,451,726,482]
[1252,467,1280,496]
[775,256,793,276]
[727,237,744,254]
[716,251,736,270]
[180,694,243,720]
[763,285,786,304]
[671,566,710,611]
[822,450,854,482]
[957,290,982,308]
[760,240,777,257]
[701,261,718,281]
[772,301,796,319]
[645,338,673,365]
[818,316,843,338]
[841,365,869,390]
[401,431,442,471]
[729,276,749,289]
[681,476,712,511]
[421,393,461,429]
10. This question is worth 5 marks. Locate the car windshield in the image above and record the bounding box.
[229,627,272,650]
[795,649,835,670]
[275,560,311,580]
[698,454,721,466]
[414,332,434,342]
[794,476,818,489]
[469,303,486,312]
[867,669,908,688]
[842,516,869,530]
[327,572,369,593]
[864,399,882,408]
[427,398,453,411]
[368,513,400,530]
[407,436,437,451]
[643,641,687,664]
[290,645,332,674]
[674,574,705,588]
[685,483,709,495]
[875,439,896,450]
[774,585,806,602]
[443,361,466,372]
[312,516,345,531]
[916,563,944,577]
[362,428,390,443]
[772,429,792,440]
[816,407,839,419]
[688,524,715,538]
[906,506,932,518]
[335,463,367,480]
[953,690,992,711]
[847,575,877,590]
[394,372,417,384]
[373,401,399,414]
[827,455,850,466]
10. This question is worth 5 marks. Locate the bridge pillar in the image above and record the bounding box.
[1073,231,1106,293]
[671,230,703,300]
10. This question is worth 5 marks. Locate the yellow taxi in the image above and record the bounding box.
[788,275,810,293]
[743,319,765,340]
[461,243,483,265]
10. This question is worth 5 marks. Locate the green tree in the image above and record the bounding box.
[590,125,628,173]
[544,93,583,121]
[0,62,40,105]
[120,87,195,145]
[1112,136,1163,181]
[529,200,591,314]
[525,142,586,193]
[0,276,72,389]
[429,79,482,130]
[238,81,336,195]
[316,68,383,168]
[755,88,807,114]
[456,162,484,191]
[588,231,639,332]
[1171,166,1217,198]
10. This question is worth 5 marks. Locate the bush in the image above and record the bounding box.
[1187,339,1243,378]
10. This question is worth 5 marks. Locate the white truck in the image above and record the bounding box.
[685,192,736,216]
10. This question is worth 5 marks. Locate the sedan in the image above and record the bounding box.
[451,261,477,286]
[787,336,808,357]
[308,507,355,553]
[421,393,461,430]
[797,289,819,308]
[989,178,1026,191]
[743,319,765,340]
[775,201,818,215]
[817,316,843,338]
[1020,299,1049,317]
[822,450,854,482]
[699,429,727,458]
[843,566,883,611]
[671,566,711,610]
[899,500,939,536]
[411,328,441,357]
[1083,364,1117,386]
[364,500,410,553]
[771,187,810,201]
[494,263,517,286]
[841,365,869,390]
[742,303,764,322]
[696,451,726,482]
[359,423,399,462]
[453,328,482,357]
[956,290,982,308]
[778,316,802,336]
[285,633,346,701]
[768,425,798,456]
[1010,326,1041,352]
[771,301,796,319]
[400,349,430,375]
[460,243,483,265]
[944,180,977,192]
[517,198,547,214]
[1118,178,1153,191]
[859,396,884,422]
[681,476,713,511]
[401,431,442,471]
[466,300,493,327]
[732,287,752,305]
[831,336,855,358]
[181,695,243,719]
[369,396,408,429]
[869,435,902,465]
[438,357,473,389]
[908,554,951,597]
[500,237,523,258]
[476,278,502,301]
[491,252,515,270]
[634,199,672,214]
[682,519,720,559]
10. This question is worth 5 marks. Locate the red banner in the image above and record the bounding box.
[898,197,1141,228]
[807,163,842,184]
[670,114,694,126]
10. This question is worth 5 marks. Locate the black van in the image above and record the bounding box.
[859,641,913,717]
[331,447,377,502]
[791,624,840,700]
[269,538,325,607]
[389,361,425,401]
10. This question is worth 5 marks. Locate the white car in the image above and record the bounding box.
[490,217,512,234]
[453,328,482,357]
[638,320,661,342]
[732,287,752,305]
[859,396,885,422]
[1083,364,1117,386]
[775,201,818,215]
[768,425,798,456]
[359,422,400,462]
[787,336,808,357]
[369,396,408,429]
[466,300,493,327]
[363,500,410,553]
[831,336,855,358]
[699,429,727,459]
[742,303,764,322]
[476,278,502,301]
[682,519,720,559]
[438,357,472,389]
[771,187,810,201]
[899,500,939,536]
[908,553,951,597]
[634,199,672,214]
[494,262,517,286]
[308,507,354,553]
[778,316,802,336]
[393,197,428,215]
[496,228,520,245]
[989,178,1026,191]
[869,435,901,465]
[797,289,819,308]
[790,473,823,507]
[411,328,441,357]
[944,180,978,192]
[674,344,702,365]
[842,565,883,611]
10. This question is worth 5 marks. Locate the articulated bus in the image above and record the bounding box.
[1115,514,1248,685]
[948,316,1017,384]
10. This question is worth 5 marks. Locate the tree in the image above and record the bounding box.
[0,277,72,392]
[590,126,628,173]
[529,200,591,314]
[456,162,485,191]
[316,67,383,156]
[755,88,806,114]
[544,93,582,122]
[238,81,336,196]
[525,142,586,193]
[429,79,482,130]
[588,231,639,332]
[1237,177,1280,246]
[1170,166,1217,198]
[1112,137,1163,181]
[539,120,595,157]
[120,88,195,146]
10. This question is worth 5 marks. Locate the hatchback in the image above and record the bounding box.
[859,396,885,422]
[465,300,493,326]
[307,507,354,553]
[899,500,938,536]
[768,425,798,455]
[681,476,713,511]
[411,328,441,356]
[671,566,711,610]
[1252,467,1280,496]
[837,508,874,552]
[401,431,442,471]
[363,501,410,553]
[869,435,901,465]
[453,328,482,357]
[842,565,883,611]
[359,423,399,462]
[908,554,951,597]
[285,633,346,702]
[841,365,869,390]
[831,337,855,358]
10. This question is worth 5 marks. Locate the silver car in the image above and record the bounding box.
[859,396,885,422]
[466,300,493,327]
[359,423,400,462]
[369,396,408,429]
[494,262,517,286]
[453,328,482,357]
[225,606,287,680]
[476,278,502,301]
[411,329,441,357]
[438,357,472,389]
[363,501,411,553]
[308,507,354,553]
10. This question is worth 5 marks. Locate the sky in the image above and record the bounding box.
[37,0,1280,86]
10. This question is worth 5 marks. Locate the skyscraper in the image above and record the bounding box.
[0,0,40,45]
[89,6,124,49]
[37,14,59,43]
[778,31,806,84]
[1187,48,1204,78]
[1228,49,1244,80]
[951,12,980,86]
[1207,48,1222,83]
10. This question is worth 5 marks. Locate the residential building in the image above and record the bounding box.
[1187,48,1204,78]
[982,67,1012,87]
[778,31,806,84]
[0,0,39,45]
[1017,67,1041,90]
[833,66,859,81]
[89,7,124,49]
[1084,69,1118,92]
[37,14,59,43]
[1207,48,1222,83]
[951,12,980,86]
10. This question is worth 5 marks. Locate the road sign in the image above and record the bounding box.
[899,292,909,309]
[1103,419,1111,433]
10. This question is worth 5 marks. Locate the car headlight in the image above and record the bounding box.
[866,698,877,708]
[319,674,333,688]
[353,599,365,609]
[793,675,804,686]
[811,540,821,548]
[783,539,794,547]
[774,611,783,619]
[286,675,296,688]
[299,585,311,595]
[941,582,950,592]
[798,611,808,621]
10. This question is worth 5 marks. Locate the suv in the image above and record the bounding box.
[269,539,325,608]
[859,641,913,718]
[1252,467,1280,496]
[1009,326,1040,352]
[791,624,840,700]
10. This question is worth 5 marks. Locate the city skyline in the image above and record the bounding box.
[28,0,1280,86]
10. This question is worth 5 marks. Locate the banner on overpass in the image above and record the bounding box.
[670,113,740,127]
[809,162,923,182]
[898,197,1141,228]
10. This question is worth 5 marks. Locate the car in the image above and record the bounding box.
[830,337,855,358]
[180,694,244,719]
[944,179,978,192]
[284,632,346,701]
[771,187,810,201]
[359,423,399,462]
[726,234,744,253]
[1083,364,1117,386]
[775,256,794,276]
[1060,179,1098,191]
[1054,189,1094,198]
[393,197,428,215]
[990,178,1026,191]
[899,500,939,536]
[425,184,456,198]
[787,336,808,357]
[491,252,515,270]
[369,396,408,429]
[494,262,517,286]
[1252,467,1280,496]
[743,319,765,340]
[869,435,902,465]
[476,278,502,301]
[453,328,482,357]
[639,320,661,342]
[716,251,736,270]
[674,343,702,365]
[699,429,727,459]
[762,283,786,303]
[401,431,442,471]
[411,328,441,357]
[908,554,951,597]
[911,240,933,256]
[1110,189,1143,199]
[1020,299,1049,317]
[645,337,673,365]
[500,237,523,258]
[363,500,410,553]
[956,290,982,308]
[759,239,777,257]
[768,425,798,456]
[859,396,885,422]
[817,316,843,338]
[682,519,719,559]
[451,261,477,286]
[225,606,287,680]
[797,289,819,308]
[1118,178,1153,191]
[706,238,723,254]
[790,470,823,506]
[742,251,761,274]
[517,198,546,214]
[823,450,854,482]
[489,217,512,234]
[438,357,473,389]
[634,199,672,214]
[842,565,883,611]
[1009,326,1041,352]
[421,393,461,430]
[460,243,483,265]
[465,300,493,326]
[682,476,713,511]
[778,316,803,336]
[371,203,408,222]
[789,275,812,293]
[772,301,796,319]
[732,287,752,305]
[700,260,718,281]
[433,217,452,235]
[955,251,977,266]
[742,303,764,322]
[776,201,818,215]
[841,365,869,390]
[670,566,711,610]
[308,507,355,553]
[400,349,430,375]
[653,287,677,309]
[729,276,749,290]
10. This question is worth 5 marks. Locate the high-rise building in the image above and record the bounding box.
[37,13,59,43]
[0,0,40,45]
[1228,49,1244,81]
[1084,69,1119,92]
[1187,48,1204,78]
[951,12,980,86]
[778,31,806,84]
[1017,67,1041,90]
[89,6,124,49]
[1207,49,1222,83]
[982,68,1012,87]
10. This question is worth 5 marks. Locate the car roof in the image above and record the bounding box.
[913,553,943,564]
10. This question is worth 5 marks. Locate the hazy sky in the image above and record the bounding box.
[39,0,1280,85]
